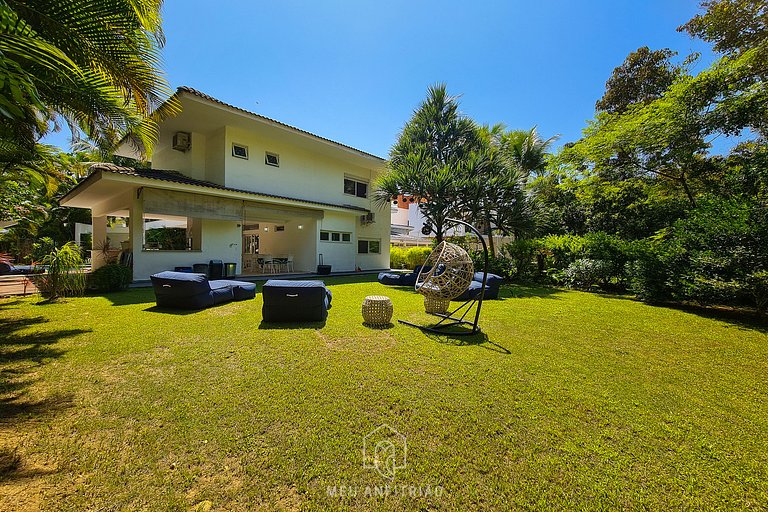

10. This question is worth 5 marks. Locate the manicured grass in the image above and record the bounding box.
[1,276,766,510]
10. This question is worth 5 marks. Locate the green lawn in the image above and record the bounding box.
[1,276,766,510]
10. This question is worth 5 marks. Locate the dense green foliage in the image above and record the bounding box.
[389,246,432,269]
[88,263,133,292]
[31,241,86,299]
[510,0,768,315]
[0,0,176,165]
[0,1,177,262]
[144,227,187,250]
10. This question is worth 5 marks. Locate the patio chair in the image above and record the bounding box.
[259,255,275,274]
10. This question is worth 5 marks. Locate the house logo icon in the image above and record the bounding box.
[362,424,407,479]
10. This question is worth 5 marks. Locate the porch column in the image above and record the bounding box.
[128,191,144,282]
[91,215,107,270]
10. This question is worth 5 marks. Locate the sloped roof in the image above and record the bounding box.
[177,86,386,162]
[62,164,369,213]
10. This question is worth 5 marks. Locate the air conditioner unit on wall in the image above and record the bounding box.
[360,212,375,225]
[172,131,191,152]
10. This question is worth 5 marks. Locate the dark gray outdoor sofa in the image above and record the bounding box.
[379,267,503,301]
[150,271,256,309]
[261,279,332,322]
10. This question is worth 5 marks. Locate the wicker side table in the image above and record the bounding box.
[424,296,450,315]
[362,295,393,326]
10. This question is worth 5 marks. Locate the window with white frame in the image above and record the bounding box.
[344,177,368,198]
[232,143,248,159]
[357,239,380,254]
[320,230,351,243]
[265,152,279,167]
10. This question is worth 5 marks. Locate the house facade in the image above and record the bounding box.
[61,87,390,281]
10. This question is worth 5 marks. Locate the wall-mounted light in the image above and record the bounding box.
[263,226,269,232]
[298,224,304,230]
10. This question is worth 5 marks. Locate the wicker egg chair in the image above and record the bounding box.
[415,241,474,300]
[399,218,489,336]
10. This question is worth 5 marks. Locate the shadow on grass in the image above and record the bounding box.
[0,446,57,483]
[0,315,84,482]
[499,285,563,300]
[257,320,327,330]
[414,325,511,354]
[362,322,395,330]
[0,300,23,310]
[587,291,768,334]
[99,288,155,306]
[661,302,768,334]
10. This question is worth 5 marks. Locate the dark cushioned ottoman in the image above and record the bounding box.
[262,280,331,322]
[214,280,257,301]
[453,272,503,301]
[377,272,403,286]
[151,271,234,309]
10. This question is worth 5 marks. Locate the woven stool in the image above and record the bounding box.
[424,296,450,315]
[362,295,393,326]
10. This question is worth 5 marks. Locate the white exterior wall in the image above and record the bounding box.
[204,127,226,185]
[223,126,375,210]
[356,211,390,270]
[152,130,207,180]
[318,212,357,271]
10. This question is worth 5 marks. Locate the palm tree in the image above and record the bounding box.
[460,125,542,254]
[374,84,480,242]
[501,127,559,177]
[0,0,178,172]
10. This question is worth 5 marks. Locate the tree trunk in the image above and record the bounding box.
[680,174,696,207]
[434,218,444,244]
[485,214,495,256]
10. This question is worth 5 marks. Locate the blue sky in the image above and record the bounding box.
[46,0,718,157]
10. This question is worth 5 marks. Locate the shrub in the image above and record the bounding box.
[389,246,406,269]
[32,242,86,299]
[535,233,635,288]
[561,258,614,290]
[470,251,513,280]
[404,247,432,269]
[500,239,540,279]
[747,271,768,317]
[89,264,132,292]
[626,240,684,304]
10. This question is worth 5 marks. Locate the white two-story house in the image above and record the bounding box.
[61,87,390,281]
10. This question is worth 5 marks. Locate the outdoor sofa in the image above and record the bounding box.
[150,271,256,309]
[0,262,36,275]
[452,272,503,301]
[378,266,502,301]
[377,265,431,286]
[261,279,332,322]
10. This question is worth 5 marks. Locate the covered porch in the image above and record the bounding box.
[59,166,371,282]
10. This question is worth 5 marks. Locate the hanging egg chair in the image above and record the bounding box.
[400,219,489,335]
[415,241,474,300]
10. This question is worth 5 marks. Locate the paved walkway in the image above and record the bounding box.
[0,276,38,297]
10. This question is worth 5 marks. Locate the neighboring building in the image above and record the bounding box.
[61,87,390,281]
[390,195,464,246]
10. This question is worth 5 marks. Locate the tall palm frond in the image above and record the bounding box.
[0,0,179,162]
[502,126,559,177]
